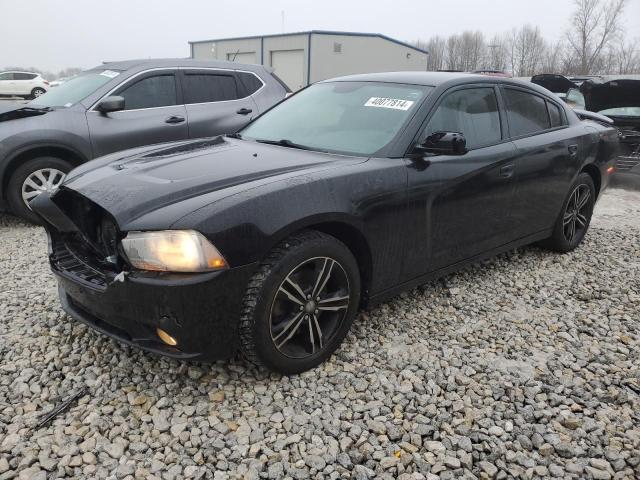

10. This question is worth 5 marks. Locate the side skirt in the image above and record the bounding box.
[366,229,552,308]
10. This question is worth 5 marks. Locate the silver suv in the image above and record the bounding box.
[0,59,289,222]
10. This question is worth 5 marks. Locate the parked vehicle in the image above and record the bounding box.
[580,78,640,183]
[530,74,577,101]
[0,59,289,222]
[0,71,49,99]
[33,72,619,374]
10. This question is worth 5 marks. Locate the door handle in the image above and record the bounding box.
[236,108,253,115]
[568,144,579,156]
[499,164,514,178]
[165,115,185,124]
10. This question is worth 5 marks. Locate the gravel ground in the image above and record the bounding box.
[1,188,639,480]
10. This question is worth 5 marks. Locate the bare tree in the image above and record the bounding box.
[566,0,627,75]
[508,25,547,76]
[486,34,509,71]
[421,36,446,71]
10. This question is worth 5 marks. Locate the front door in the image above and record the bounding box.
[87,70,188,158]
[404,85,518,279]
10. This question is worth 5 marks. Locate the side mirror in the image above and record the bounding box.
[414,131,467,156]
[96,95,125,113]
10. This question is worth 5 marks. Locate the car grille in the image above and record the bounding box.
[617,129,640,172]
[51,234,109,290]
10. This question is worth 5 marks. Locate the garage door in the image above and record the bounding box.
[271,49,305,91]
[226,52,257,64]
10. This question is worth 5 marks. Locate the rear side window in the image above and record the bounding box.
[118,74,177,110]
[422,87,502,150]
[503,88,550,136]
[0,73,14,80]
[183,73,239,104]
[547,101,564,128]
[14,73,37,80]
[236,72,264,96]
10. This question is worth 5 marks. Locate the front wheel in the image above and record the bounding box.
[7,157,72,224]
[239,231,361,374]
[540,172,596,252]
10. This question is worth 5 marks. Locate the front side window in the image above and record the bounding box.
[241,81,431,156]
[504,88,550,137]
[183,73,239,104]
[118,74,177,110]
[421,87,501,150]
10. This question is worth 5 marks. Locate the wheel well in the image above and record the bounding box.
[306,222,373,306]
[581,164,601,197]
[2,146,84,199]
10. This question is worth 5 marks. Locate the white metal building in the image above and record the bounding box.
[189,30,429,91]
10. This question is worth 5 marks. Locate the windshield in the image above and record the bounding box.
[29,69,121,108]
[599,106,640,117]
[241,81,431,156]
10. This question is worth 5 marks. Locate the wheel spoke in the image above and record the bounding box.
[576,213,587,227]
[312,258,334,297]
[284,276,307,303]
[318,294,349,311]
[278,284,304,306]
[22,190,41,201]
[23,178,43,192]
[311,314,323,351]
[273,311,305,348]
[563,211,574,225]
[577,190,590,210]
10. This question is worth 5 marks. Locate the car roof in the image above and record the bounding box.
[321,71,546,90]
[1,71,40,75]
[91,58,271,74]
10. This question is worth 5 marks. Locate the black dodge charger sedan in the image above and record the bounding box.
[33,72,619,374]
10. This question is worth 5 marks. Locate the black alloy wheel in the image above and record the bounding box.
[541,172,595,252]
[270,256,350,359]
[239,230,360,374]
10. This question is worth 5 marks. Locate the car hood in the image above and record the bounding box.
[580,79,640,113]
[58,136,364,228]
[531,74,577,94]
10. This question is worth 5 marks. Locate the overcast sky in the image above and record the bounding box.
[2,0,639,72]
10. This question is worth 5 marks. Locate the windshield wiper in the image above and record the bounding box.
[20,106,53,112]
[255,138,327,152]
[225,132,243,139]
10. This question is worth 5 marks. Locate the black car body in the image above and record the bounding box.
[0,59,288,222]
[34,72,619,373]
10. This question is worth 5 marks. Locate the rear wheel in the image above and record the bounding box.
[540,172,595,252]
[7,157,72,224]
[239,231,361,374]
[30,87,46,99]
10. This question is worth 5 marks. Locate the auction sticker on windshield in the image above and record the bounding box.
[365,97,415,110]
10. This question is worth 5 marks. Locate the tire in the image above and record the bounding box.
[540,172,596,253]
[30,87,46,99]
[7,157,72,224]
[239,230,361,374]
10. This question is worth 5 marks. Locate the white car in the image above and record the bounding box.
[0,71,49,99]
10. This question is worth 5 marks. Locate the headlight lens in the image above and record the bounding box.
[121,230,227,272]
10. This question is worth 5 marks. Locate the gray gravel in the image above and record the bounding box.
[1,188,639,479]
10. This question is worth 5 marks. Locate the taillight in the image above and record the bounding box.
[43,80,50,85]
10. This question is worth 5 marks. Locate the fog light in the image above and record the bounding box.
[157,328,177,346]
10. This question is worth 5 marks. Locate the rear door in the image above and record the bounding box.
[501,87,583,237]
[13,73,37,95]
[87,70,188,157]
[180,69,259,139]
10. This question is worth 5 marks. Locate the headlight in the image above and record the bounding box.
[121,230,227,272]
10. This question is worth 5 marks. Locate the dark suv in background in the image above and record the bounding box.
[0,59,289,222]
